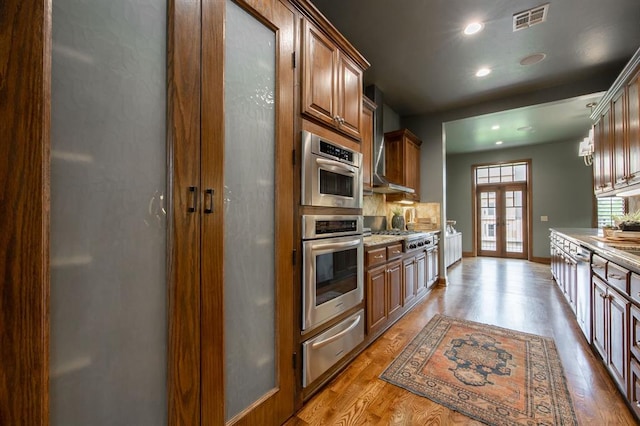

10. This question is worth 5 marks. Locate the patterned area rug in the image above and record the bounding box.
[380,314,577,425]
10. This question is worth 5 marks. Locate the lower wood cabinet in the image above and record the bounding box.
[426,246,439,288]
[365,253,402,337]
[630,357,640,419]
[593,275,608,359]
[445,232,462,268]
[403,256,416,305]
[592,270,629,397]
[364,239,439,340]
[416,251,427,297]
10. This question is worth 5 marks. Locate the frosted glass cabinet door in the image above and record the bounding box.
[224,0,276,420]
[50,0,167,424]
[203,0,295,422]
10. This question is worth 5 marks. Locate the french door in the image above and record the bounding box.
[477,184,528,259]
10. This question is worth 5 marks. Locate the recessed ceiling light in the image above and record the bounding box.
[495,141,503,145]
[476,67,491,77]
[519,52,546,66]
[491,125,500,130]
[463,22,484,35]
[586,102,597,109]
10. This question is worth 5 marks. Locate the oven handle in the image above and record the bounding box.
[315,157,358,175]
[310,315,361,349]
[310,239,361,251]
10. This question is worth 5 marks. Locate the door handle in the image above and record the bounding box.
[204,189,214,214]
[310,315,361,349]
[187,186,198,213]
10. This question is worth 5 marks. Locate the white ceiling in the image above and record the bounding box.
[310,0,640,153]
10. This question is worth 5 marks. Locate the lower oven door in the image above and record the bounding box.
[302,309,364,387]
[302,235,363,332]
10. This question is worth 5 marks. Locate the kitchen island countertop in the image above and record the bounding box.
[551,227,640,272]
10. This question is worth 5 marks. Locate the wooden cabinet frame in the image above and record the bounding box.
[591,48,640,196]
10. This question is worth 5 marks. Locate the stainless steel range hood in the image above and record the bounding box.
[364,85,415,195]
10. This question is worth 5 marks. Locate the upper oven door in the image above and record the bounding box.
[302,235,364,332]
[301,131,362,208]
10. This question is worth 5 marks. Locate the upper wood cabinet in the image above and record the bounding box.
[592,49,640,195]
[384,128,422,202]
[594,109,613,194]
[628,71,640,186]
[361,96,376,190]
[612,90,628,188]
[301,19,365,140]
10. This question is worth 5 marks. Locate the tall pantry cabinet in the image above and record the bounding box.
[193,1,297,424]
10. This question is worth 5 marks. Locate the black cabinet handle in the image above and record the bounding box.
[204,189,214,214]
[188,186,197,213]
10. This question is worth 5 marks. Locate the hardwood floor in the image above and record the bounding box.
[286,257,638,425]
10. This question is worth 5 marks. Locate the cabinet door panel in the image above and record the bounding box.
[403,257,416,305]
[302,20,336,124]
[366,265,387,334]
[628,73,640,184]
[612,90,627,188]
[387,260,402,316]
[593,120,604,192]
[592,276,608,360]
[361,100,374,189]
[601,109,613,191]
[405,140,420,196]
[608,288,628,395]
[337,53,362,139]
[631,304,640,362]
[416,253,426,294]
[630,357,640,419]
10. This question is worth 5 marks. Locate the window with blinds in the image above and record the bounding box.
[597,197,626,227]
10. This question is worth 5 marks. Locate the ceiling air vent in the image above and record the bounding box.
[513,3,549,31]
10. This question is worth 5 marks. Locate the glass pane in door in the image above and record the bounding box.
[505,190,524,253]
[50,0,167,424]
[224,0,276,420]
[479,191,497,251]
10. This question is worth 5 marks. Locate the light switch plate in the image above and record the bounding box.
[540,215,548,222]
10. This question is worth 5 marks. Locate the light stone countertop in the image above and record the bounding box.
[363,230,441,248]
[550,227,640,272]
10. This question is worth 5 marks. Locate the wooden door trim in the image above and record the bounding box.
[0,0,51,424]
[471,159,532,260]
[168,0,203,424]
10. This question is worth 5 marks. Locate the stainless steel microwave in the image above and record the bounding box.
[301,130,363,209]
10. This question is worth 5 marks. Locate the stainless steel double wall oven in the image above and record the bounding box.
[300,130,365,388]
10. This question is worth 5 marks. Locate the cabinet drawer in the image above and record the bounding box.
[366,247,387,267]
[630,272,640,305]
[607,261,630,295]
[386,243,403,259]
[631,304,640,362]
[302,309,364,387]
[591,254,607,280]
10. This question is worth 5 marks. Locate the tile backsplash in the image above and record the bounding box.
[363,194,440,230]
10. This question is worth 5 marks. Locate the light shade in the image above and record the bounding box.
[464,22,484,35]
[476,67,491,77]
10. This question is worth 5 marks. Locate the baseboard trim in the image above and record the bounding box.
[531,256,551,264]
[462,251,474,258]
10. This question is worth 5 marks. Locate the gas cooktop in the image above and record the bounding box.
[372,230,425,236]
[371,230,434,253]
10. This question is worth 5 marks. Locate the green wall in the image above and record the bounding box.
[446,139,594,258]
